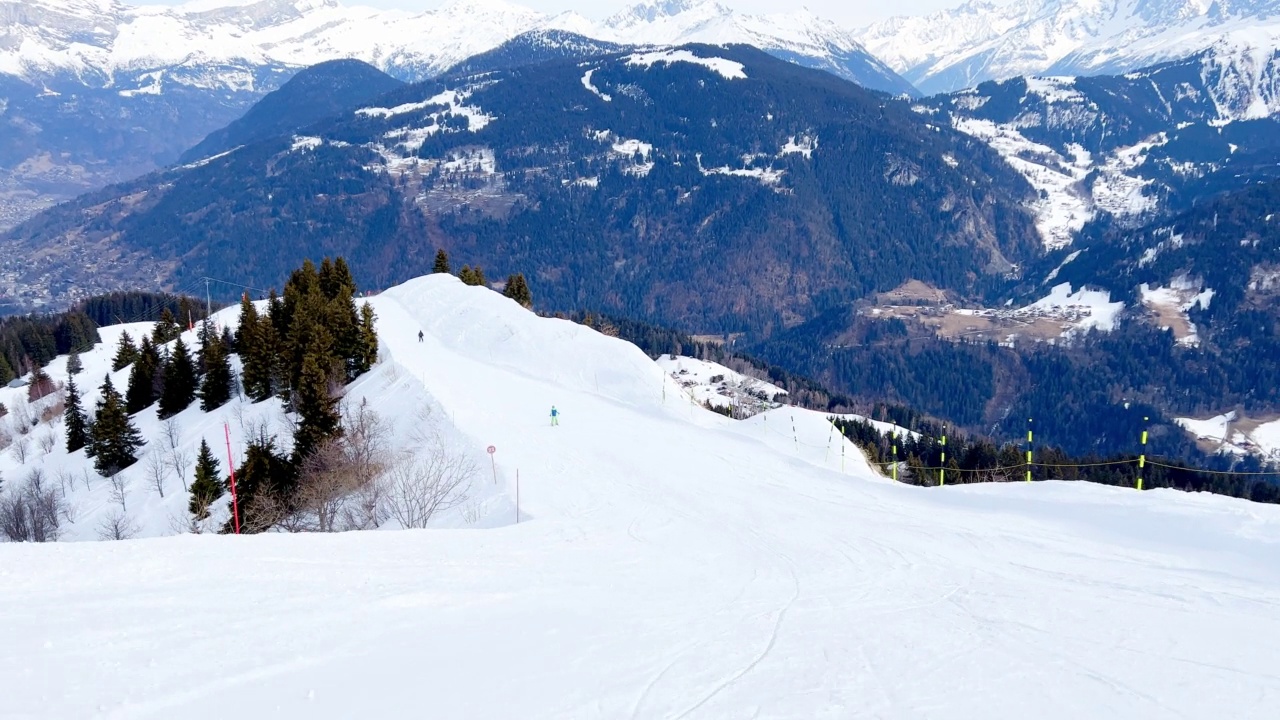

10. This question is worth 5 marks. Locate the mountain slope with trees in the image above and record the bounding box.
[0,44,1039,333]
[180,59,405,164]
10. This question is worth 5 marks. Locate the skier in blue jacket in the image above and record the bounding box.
[550,406,559,426]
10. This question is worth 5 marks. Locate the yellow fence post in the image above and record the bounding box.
[1026,418,1033,483]
[1138,416,1149,491]
[940,426,947,487]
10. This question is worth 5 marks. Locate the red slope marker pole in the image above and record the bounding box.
[224,422,241,534]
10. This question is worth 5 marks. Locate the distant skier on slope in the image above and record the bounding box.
[418,330,424,342]
[550,406,559,427]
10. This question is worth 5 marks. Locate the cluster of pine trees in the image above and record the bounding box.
[55,257,380,532]
[73,292,213,330]
[222,257,379,530]
[61,309,238,478]
[432,248,533,308]
[0,311,98,385]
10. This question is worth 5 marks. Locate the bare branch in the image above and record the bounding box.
[0,469,65,542]
[146,450,167,498]
[107,472,128,512]
[97,509,140,541]
[381,443,475,529]
[162,418,182,451]
[168,447,192,493]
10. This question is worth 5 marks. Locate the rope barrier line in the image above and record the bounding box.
[861,457,1280,476]
[1148,459,1280,476]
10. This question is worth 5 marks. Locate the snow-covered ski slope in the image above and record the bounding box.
[4,274,1280,718]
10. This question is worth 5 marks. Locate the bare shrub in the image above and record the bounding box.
[461,500,484,525]
[10,399,33,434]
[107,471,128,511]
[37,430,57,454]
[39,393,66,424]
[10,435,30,464]
[97,509,140,541]
[146,451,167,498]
[54,468,74,494]
[0,469,65,542]
[342,474,388,531]
[381,443,476,529]
[293,440,360,532]
[162,418,182,450]
[280,402,391,533]
[343,399,389,490]
[168,446,191,492]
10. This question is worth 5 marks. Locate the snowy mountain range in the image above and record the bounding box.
[1,0,911,93]
[857,0,1280,96]
[0,0,914,230]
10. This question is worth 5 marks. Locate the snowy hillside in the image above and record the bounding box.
[1177,411,1280,461]
[3,272,1280,716]
[657,354,786,416]
[857,0,1280,97]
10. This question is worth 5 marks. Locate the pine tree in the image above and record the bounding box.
[238,296,273,401]
[292,337,341,464]
[323,282,362,381]
[503,273,533,308]
[126,336,160,414]
[433,248,451,274]
[158,338,198,418]
[194,319,213,377]
[90,374,144,476]
[188,438,222,521]
[66,351,83,375]
[27,362,55,401]
[200,335,233,411]
[459,265,487,286]
[357,302,379,374]
[0,353,13,385]
[112,331,138,371]
[226,436,295,533]
[152,307,179,344]
[64,377,89,453]
[219,325,236,354]
[178,296,196,332]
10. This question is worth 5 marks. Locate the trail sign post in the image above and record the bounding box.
[487,445,497,484]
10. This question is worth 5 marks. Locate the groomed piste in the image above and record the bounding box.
[3,274,1279,718]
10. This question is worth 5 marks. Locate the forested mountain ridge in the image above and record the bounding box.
[0,44,1040,336]
[920,57,1280,250]
[180,59,405,164]
[757,177,1280,459]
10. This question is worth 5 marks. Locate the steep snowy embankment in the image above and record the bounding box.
[3,274,1279,718]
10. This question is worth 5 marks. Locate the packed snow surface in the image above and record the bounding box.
[4,275,1280,718]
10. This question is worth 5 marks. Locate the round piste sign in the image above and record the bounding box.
[487,445,496,454]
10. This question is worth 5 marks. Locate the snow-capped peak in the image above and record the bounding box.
[855,0,1280,95]
[0,0,909,94]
